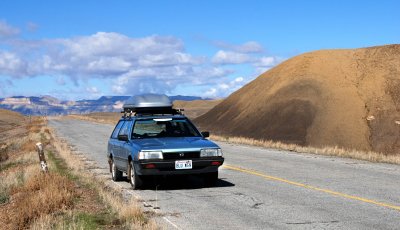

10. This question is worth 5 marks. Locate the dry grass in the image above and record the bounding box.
[0,116,140,229]
[51,135,85,172]
[4,173,76,229]
[49,126,158,229]
[0,117,80,229]
[98,187,158,229]
[0,109,26,133]
[0,143,9,162]
[211,134,400,164]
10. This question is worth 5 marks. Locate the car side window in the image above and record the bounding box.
[111,121,124,139]
[118,121,132,137]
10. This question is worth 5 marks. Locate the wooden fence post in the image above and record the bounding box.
[36,142,49,173]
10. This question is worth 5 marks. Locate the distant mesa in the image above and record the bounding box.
[0,95,207,116]
[195,44,400,154]
[1,97,32,105]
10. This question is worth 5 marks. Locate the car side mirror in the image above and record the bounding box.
[201,131,210,138]
[118,134,129,142]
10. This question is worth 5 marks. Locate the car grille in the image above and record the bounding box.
[163,151,200,160]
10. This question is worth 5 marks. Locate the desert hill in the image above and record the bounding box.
[0,109,26,145]
[0,109,26,133]
[173,99,222,119]
[195,44,400,154]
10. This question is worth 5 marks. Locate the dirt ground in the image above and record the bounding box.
[195,44,400,154]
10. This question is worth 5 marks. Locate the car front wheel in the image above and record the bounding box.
[129,161,143,189]
[111,158,123,181]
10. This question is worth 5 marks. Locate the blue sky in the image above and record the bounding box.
[0,0,399,100]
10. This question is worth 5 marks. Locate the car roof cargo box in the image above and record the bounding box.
[123,94,175,114]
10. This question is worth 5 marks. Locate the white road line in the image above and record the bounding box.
[112,181,181,229]
[163,216,182,230]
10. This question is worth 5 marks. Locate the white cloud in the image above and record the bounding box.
[87,57,132,74]
[86,86,100,94]
[204,88,217,98]
[212,50,253,64]
[0,24,284,99]
[255,56,277,67]
[214,41,264,53]
[0,51,27,77]
[237,41,264,53]
[0,21,20,37]
[211,41,283,75]
[253,56,283,74]
[138,52,202,67]
[204,77,247,98]
[111,65,233,95]
[0,32,206,79]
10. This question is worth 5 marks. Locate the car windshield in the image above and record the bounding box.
[132,118,201,138]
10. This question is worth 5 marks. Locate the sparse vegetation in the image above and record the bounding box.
[5,172,77,229]
[210,135,400,165]
[0,113,157,229]
[0,180,10,204]
[0,144,9,162]
[49,124,158,229]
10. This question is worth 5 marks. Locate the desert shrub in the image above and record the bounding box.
[8,172,77,229]
[0,181,10,204]
[0,144,9,162]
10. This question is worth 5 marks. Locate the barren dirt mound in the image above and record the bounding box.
[173,99,222,119]
[0,109,26,144]
[0,109,25,132]
[195,44,400,154]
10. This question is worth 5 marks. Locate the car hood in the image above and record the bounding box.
[131,137,219,151]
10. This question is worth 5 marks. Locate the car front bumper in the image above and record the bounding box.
[135,158,224,176]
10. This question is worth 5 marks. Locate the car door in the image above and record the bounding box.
[121,118,136,170]
[115,120,132,169]
[108,120,124,158]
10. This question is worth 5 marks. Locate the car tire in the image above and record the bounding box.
[111,158,123,181]
[204,171,218,187]
[129,161,143,189]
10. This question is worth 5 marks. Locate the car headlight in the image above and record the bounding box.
[200,148,222,157]
[138,151,163,160]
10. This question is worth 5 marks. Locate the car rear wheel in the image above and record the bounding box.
[129,161,143,189]
[111,159,123,181]
[204,171,218,187]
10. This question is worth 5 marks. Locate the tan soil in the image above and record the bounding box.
[173,99,222,119]
[195,44,400,154]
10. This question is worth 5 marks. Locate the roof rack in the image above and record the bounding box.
[121,108,185,118]
[121,94,185,118]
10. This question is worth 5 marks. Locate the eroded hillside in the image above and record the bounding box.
[195,44,400,154]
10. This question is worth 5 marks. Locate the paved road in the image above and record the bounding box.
[49,118,400,230]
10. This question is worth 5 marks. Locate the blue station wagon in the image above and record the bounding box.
[107,94,224,189]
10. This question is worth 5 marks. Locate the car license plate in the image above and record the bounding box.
[175,160,192,169]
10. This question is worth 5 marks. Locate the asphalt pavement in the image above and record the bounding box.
[49,118,400,230]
